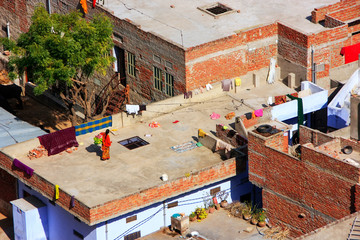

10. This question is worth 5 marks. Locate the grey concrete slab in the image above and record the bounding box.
[2,81,294,209]
[103,0,338,48]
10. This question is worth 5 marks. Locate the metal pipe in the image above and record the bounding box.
[163,201,166,229]
[6,22,10,39]
[47,0,51,14]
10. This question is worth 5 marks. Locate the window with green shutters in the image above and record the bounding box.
[127,52,135,77]
[165,72,174,96]
[153,66,162,91]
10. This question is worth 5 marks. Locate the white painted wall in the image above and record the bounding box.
[328,69,360,129]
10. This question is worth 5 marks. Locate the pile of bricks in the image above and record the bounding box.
[27,145,48,159]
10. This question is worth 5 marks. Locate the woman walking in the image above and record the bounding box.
[101,129,112,160]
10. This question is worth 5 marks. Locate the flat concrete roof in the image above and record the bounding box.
[103,0,338,48]
[2,81,295,210]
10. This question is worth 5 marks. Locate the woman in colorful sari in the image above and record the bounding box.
[101,129,112,160]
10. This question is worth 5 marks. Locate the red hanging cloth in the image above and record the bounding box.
[340,42,360,64]
[93,0,96,8]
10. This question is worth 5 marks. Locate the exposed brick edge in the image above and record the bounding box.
[89,158,237,225]
[0,151,91,224]
[295,210,360,240]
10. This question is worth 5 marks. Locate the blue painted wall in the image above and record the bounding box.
[17,171,256,240]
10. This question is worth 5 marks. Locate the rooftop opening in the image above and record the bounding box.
[118,136,149,150]
[198,3,235,18]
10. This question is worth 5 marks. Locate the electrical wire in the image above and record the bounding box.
[112,181,245,239]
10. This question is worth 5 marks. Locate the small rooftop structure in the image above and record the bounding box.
[103,0,338,48]
[0,107,46,148]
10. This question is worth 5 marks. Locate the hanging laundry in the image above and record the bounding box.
[70,196,75,208]
[38,127,78,156]
[244,112,252,120]
[126,104,140,114]
[139,105,146,111]
[235,78,241,87]
[340,42,360,64]
[193,89,200,95]
[80,0,88,13]
[287,94,304,140]
[75,116,112,136]
[184,91,193,99]
[267,58,276,84]
[198,129,207,138]
[199,86,205,93]
[267,96,274,105]
[225,112,236,120]
[210,112,220,120]
[222,79,233,91]
[13,159,34,176]
[275,95,287,105]
[92,0,96,8]
[206,83,213,91]
[55,185,59,200]
[254,109,263,117]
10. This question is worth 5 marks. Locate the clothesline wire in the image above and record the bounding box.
[0,122,18,144]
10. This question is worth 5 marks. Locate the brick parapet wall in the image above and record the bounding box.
[299,126,335,146]
[302,144,360,183]
[0,150,237,225]
[248,126,360,237]
[327,4,360,22]
[324,15,345,28]
[311,0,360,23]
[89,158,237,224]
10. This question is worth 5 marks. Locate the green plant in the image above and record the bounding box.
[189,211,196,218]
[242,201,254,216]
[257,208,267,222]
[195,207,208,221]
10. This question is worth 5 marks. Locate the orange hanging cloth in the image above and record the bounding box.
[80,0,88,13]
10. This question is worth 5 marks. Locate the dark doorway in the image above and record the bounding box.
[114,46,126,86]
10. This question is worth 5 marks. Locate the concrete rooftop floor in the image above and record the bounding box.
[141,208,266,240]
[2,81,295,209]
[103,0,338,48]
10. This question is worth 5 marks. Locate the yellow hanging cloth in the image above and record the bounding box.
[55,185,59,200]
[80,0,88,14]
[235,77,241,87]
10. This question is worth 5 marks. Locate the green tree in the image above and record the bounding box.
[2,6,114,125]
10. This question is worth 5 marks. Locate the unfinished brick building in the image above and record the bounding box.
[248,122,360,237]
[1,0,360,104]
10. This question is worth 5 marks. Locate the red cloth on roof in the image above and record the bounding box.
[92,0,96,8]
[38,127,78,156]
[340,42,360,64]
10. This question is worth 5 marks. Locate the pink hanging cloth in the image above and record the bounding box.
[210,112,220,120]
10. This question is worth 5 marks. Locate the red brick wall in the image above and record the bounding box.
[185,23,277,90]
[324,15,345,28]
[311,0,360,23]
[0,151,237,225]
[299,126,335,146]
[215,124,248,148]
[327,4,360,22]
[248,128,360,237]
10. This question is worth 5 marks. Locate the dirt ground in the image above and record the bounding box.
[8,95,72,133]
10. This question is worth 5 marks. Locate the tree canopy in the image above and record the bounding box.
[3,6,115,124]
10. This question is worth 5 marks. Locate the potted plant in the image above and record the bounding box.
[250,210,259,225]
[189,211,197,222]
[242,201,252,221]
[195,207,208,222]
[217,190,230,208]
[257,208,267,227]
[208,202,215,214]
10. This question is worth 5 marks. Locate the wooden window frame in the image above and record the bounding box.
[153,66,163,91]
[165,72,174,97]
[127,52,136,77]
